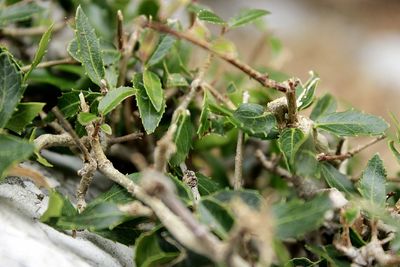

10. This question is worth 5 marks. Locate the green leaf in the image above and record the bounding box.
[197,9,225,25]
[273,193,333,239]
[58,90,101,118]
[142,70,164,112]
[133,73,165,134]
[58,202,129,231]
[135,228,179,267]
[310,93,337,121]
[24,24,53,81]
[147,35,176,67]
[0,134,35,179]
[77,112,98,125]
[196,172,222,196]
[41,190,77,224]
[169,113,194,166]
[230,103,278,139]
[197,198,234,239]
[211,37,237,58]
[293,135,320,178]
[89,184,134,207]
[67,38,80,62]
[98,86,135,115]
[0,50,23,128]
[0,2,43,27]
[27,68,76,90]
[296,71,319,110]
[6,102,45,134]
[306,245,351,267]
[75,6,105,86]
[166,73,189,88]
[100,123,112,135]
[320,163,356,195]
[197,92,211,137]
[228,9,270,28]
[315,110,388,136]
[358,154,386,206]
[211,189,262,209]
[278,128,306,169]
[389,140,400,165]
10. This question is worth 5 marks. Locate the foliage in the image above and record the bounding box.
[0,1,398,266]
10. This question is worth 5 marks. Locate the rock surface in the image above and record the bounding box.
[0,175,133,267]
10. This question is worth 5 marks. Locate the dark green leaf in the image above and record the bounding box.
[285,258,320,267]
[67,38,80,62]
[310,93,337,121]
[273,193,333,239]
[75,6,105,86]
[0,134,34,179]
[321,163,356,195]
[315,110,388,136]
[196,172,223,196]
[27,68,76,90]
[58,90,101,118]
[147,35,176,67]
[6,102,45,134]
[41,190,77,224]
[230,103,278,139]
[168,174,193,204]
[135,228,179,267]
[211,189,262,209]
[296,71,319,110]
[0,49,23,128]
[0,2,43,27]
[197,198,234,239]
[77,112,98,125]
[24,24,53,81]
[228,9,270,28]
[197,9,225,25]
[358,154,386,206]
[98,86,135,115]
[278,128,306,169]
[306,245,351,267]
[197,92,211,137]
[89,184,134,207]
[143,70,164,112]
[293,135,319,178]
[133,73,165,134]
[170,113,194,166]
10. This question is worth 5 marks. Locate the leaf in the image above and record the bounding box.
[320,163,356,195]
[293,135,320,178]
[228,9,270,28]
[41,190,77,225]
[230,103,278,139]
[197,198,234,239]
[58,90,101,118]
[147,35,176,67]
[296,71,320,110]
[89,184,134,207]
[0,134,35,179]
[196,172,223,196]
[389,141,400,164]
[67,38,80,62]
[169,113,194,166]
[310,93,337,121]
[143,70,164,112]
[278,128,306,169]
[133,73,165,134]
[197,9,225,25]
[306,245,351,267]
[77,112,98,125]
[0,49,24,128]
[100,123,112,135]
[358,154,386,206]
[211,189,262,209]
[135,228,179,267]
[58,202,130,231]
[197,92,211,137]
[167,174,193,204]
[75,6,105,86]
[0,2,43,27]
[211,37,237,58]
[273,193,333,239]
[166,73,189,88]
[315,110,388,137]
[6,102,45,134]
[27,68,76,90]
[24,24,53,81]
[98,86,135,115]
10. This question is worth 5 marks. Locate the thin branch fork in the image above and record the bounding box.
[317,135,386,162]
[144,21,290,93]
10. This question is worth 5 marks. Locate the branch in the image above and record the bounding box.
[108,132,143,145]
[21,57,78,72]
[144,21,290,93]
[317,135,386,162]
[0,22,65,37]
[286,79,299,126]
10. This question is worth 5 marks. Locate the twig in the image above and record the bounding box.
[203,82,236,110]
[1,22,64,37]
[144,21,290,93]
[108,132,143,145]
[117,10,125,51]
[21,58,78,72]
[233,91,249,190]
[118,201,153,217]
[286,79,299,126]
[317,135,386,162]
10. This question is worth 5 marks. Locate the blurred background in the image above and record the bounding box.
[202,0,400,176]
